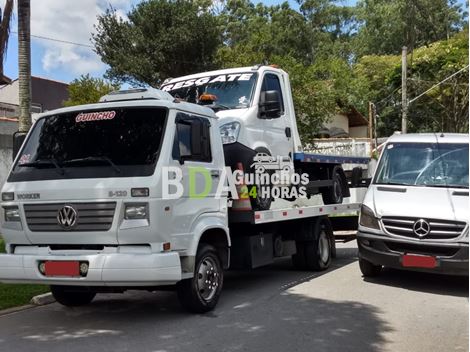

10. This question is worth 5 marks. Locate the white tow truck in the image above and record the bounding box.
[161,65,369,209]
[0,85,364,313]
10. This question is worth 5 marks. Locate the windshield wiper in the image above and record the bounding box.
[63,156,121,174]
[18,159,65,175]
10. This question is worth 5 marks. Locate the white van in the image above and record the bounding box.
[357,133,468,276]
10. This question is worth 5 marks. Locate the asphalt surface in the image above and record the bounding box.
[0,242,467,352]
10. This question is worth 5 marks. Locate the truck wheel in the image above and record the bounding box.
[50,286,96,307]
[359,258,382,277]
[291,242,307,270]
[177,244,223,313]
[321,170,343,205]
[304,229,331,271]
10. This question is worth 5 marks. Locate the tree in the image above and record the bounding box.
[64,74,120,107]
[354,0,467,57]
[18,0,31,133]
[93,0,221,86]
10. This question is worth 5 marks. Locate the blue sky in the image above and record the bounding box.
[1,0,467,84]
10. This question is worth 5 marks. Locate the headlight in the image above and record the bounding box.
[220,122,241,144]
[359,205,380,230]
[124,204,148,220]
[4,206,20,222]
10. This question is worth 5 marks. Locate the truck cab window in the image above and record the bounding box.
[173,114,212,163]
[260,74,284,114]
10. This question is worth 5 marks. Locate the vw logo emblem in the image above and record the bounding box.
[57,205,78,229]
[413,219,430,238]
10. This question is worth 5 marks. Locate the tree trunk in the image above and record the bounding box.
[18,0,31,133]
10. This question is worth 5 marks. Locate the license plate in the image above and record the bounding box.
[44,261,80,277]
[402,254,437,268]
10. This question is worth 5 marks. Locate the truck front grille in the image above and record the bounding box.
[24,202,116,232]
[381,217,467,240]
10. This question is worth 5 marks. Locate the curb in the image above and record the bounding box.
[30,292,55,306]
[0,304,36,316]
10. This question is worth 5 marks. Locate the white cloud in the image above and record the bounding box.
[30,0,135,76]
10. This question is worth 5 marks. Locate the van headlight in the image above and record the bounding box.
[124,203,148,220]
[220,122,240,144]
[4,206,20,222]
[359,205,380,230]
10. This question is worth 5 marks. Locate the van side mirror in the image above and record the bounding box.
[12,131,28,161]
[259,90,281,119]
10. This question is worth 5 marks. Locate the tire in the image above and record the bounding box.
[321,170,343,205]
[304,229,332,271]
[291,241,307,270]
[359,258,382,277]
[177,244,224,313]
[50,285,96,307]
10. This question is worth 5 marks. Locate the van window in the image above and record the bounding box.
[374,143,469,188]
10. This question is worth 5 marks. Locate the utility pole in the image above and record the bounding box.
[372,103,378,148]
[368,102,373,138]
[401,46,408,134]
[18,0,31,133]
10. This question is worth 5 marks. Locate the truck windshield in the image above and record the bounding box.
[374,142,469,188]
[9,107,167,182]
[161,73,257,110]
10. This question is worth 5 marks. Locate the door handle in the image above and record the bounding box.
[211,170,220,178]
[285,127,291,138]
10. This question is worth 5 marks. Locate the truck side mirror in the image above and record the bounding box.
[190,119,203,156]
[259,90,281,119]
[12,131,28,161]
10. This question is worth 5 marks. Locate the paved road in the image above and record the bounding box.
[0,242,467,352]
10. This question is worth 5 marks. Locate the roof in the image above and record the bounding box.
[387,133,469,144]
[34,96,217,121]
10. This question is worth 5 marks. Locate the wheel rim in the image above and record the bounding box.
[318,232,330,263]
[196,256,220,302]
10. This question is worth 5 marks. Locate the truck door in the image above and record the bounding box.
[169,113,221,246]
[259,73,292,161]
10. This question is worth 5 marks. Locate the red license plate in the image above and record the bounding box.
[44,261,80,277]
[402,254,437,268]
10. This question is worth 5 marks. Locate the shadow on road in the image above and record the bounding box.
[363,268,468,298]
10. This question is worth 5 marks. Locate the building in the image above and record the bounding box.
[320,107,370,138]
[0,76,69,118]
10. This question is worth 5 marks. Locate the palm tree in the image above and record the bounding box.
[17,0,31,133]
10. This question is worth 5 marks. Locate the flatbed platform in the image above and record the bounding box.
[294,152,370,165]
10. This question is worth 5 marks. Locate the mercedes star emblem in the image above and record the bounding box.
[413,219,430,238]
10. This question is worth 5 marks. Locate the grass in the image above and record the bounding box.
[0,237,50,310]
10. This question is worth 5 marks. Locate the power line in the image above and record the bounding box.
[11,31,94,48]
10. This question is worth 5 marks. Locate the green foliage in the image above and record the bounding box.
[93,0,221,86]
[91,0,469,139]
[64,74,120,106]
[354,0,467,56]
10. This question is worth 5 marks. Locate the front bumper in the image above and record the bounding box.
[357,231,469,276]
[0,248,182,286]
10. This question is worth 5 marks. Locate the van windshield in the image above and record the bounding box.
[161,73,257,110]
[374,142,469,188]
[9,107,167,182]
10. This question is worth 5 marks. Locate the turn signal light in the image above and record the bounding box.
[163,242,171,251]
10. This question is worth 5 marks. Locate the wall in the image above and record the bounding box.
[349,126,368,138]
[324,114,349,133]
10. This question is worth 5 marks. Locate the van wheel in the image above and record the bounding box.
[304,229,331,271]
[177,244,223,313]
[359,258,382,277]
[50,286,96,307]
[321,170,343,205]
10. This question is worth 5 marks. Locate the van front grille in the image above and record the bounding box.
[24,202,116,232]
[381,217,466,240]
